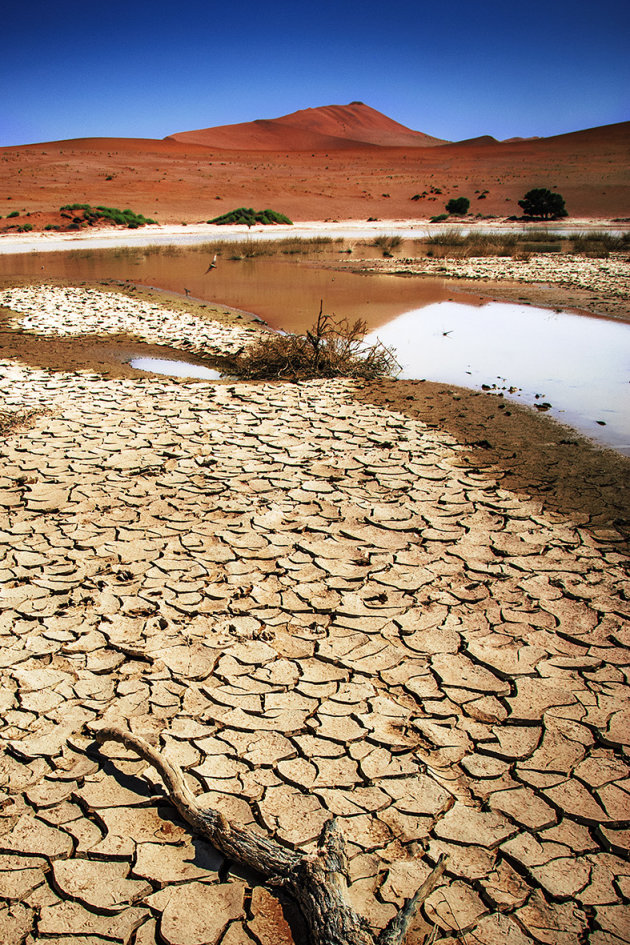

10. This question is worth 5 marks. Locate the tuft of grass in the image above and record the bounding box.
[373,235,403,257]
[412,230,630,259]
[518,230,562,243]
[277,236,335,254]
[570,231,630,254]
[230,304,398,382]
[427,230,467,247]
[222,236,337,260]
[208,207,293,226]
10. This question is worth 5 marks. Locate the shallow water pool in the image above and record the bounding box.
[367,300,630,453]
[129,357,223,379]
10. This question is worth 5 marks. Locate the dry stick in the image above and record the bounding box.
[95,724,447,945]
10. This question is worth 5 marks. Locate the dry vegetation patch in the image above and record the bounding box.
[231,307,399,381]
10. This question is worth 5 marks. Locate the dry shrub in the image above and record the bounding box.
[226,236,338,260]
[231,305,399,381]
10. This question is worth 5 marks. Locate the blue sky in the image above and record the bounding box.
[2,0,628,146]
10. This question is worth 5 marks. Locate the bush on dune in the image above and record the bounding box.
[231,305,398,381]
[208,207,293,226]
[445,197,470,215]
[59,204,157,228]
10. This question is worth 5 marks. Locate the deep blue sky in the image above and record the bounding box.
[2,0,628,147]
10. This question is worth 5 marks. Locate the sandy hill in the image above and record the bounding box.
[1,111,628,224]
[540,119,630,149]
[167,102,447,151]
[439,120,630,154]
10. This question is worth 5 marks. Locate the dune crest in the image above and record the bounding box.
[167,101,447,151]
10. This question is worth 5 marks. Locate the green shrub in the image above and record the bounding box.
[518,188,568,220]
[429,213,449,222]
[59,204,157,227]
[208,207,293,226]
[445,197,470,215]
[17,223,33,232]
[7,210,19,219]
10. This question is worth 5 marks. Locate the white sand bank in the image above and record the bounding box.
[0,217,625,255]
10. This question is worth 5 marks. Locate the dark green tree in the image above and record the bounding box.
[518,188,568,220]
[445,197,470,215]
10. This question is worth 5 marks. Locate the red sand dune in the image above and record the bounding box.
[168,102,447,151]
[1,105,628,225]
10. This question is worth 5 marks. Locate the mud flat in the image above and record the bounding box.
[0,286,628,944]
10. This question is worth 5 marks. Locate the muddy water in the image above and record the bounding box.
[0,244,481,333]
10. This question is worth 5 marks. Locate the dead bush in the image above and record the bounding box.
[231,304,399,381]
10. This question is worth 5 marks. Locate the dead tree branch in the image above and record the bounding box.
[94,724,446,945]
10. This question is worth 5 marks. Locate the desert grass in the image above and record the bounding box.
[224,236,340,259]
[373,235,403,256]
[408,230,630,259]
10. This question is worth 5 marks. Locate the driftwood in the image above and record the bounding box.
[95,724,447,945]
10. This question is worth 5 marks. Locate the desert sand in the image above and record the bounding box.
[1,104,628,230]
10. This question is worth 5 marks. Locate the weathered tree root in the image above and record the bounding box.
[94,724,447,945]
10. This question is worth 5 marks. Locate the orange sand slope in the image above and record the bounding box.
[168,102,447,150]
[1,104,628,223]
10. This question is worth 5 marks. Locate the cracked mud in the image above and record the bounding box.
[0,286,628,945]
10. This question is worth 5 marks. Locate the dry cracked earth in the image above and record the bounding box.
[0,287,628,945]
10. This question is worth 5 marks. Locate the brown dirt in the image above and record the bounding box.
[0,329,228,379]
[0,280,628,944]
[448,278,629,323]
[356,378,630,554]
[2,280,627,555]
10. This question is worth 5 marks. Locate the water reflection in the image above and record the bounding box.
[367,301,630,453]
[129,357,222,379]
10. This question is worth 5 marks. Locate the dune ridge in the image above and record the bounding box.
[1,105,628,223]
[167,101,448,151]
